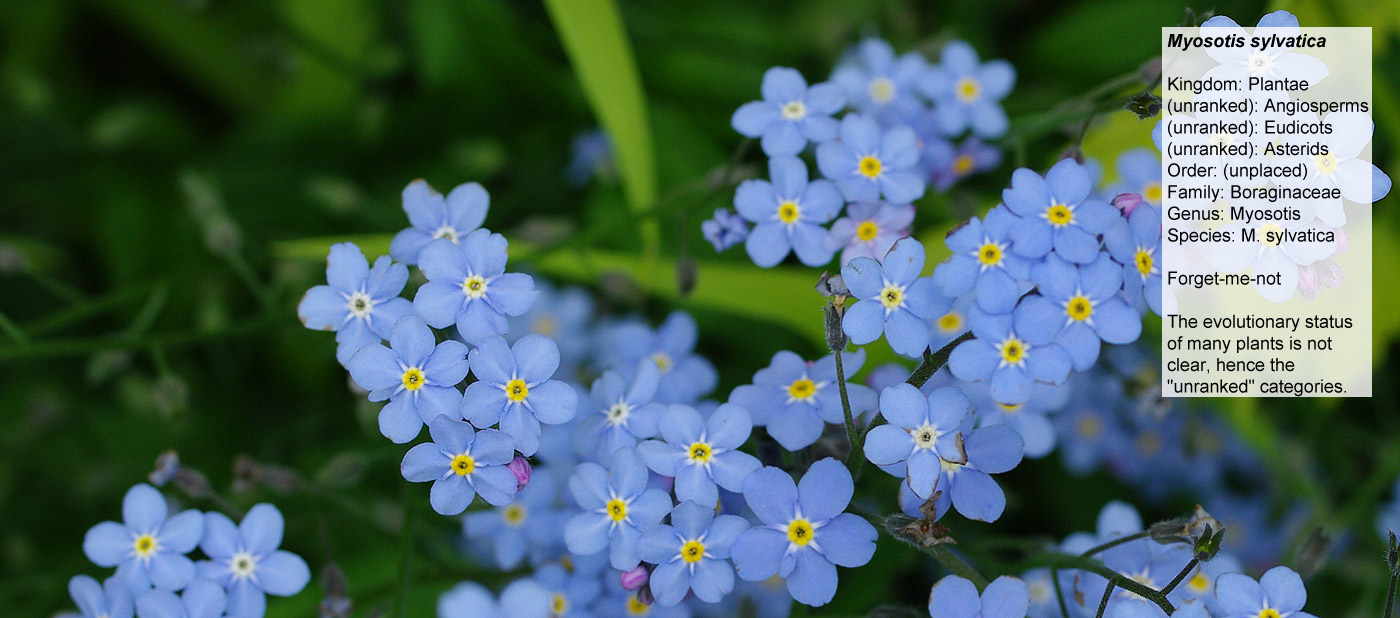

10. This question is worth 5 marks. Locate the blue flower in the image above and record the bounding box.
[507,282,595,378]
[403,415,518,514]
[603,312,717,405]
[1106,149,1163,209]
[731,67,844,156]
[729,348,877,451]
[461,334,578,455]
[638,404,760,509]
[347,316,469,444]
[389,180,489,265]
[532,563,602,618]
[573,360,665,461]
[567,129,614,186]
[830,39,929,123]
[932,206,1032,314]
[1018,254,1143,371]
[927,293,974,352]
[297,242,414,365]
[1214,567,1316,618]
[927,575,1029,618]
[638,501,750,606]
[196,504,311,618]
[133,579,226,618]
[733,156,841,268]
[437,580,551,618]
[565,447,673,570]
[948,306,1071,405]
[963,380,1068,459]
[922,422,1024,522]
[82,483,203,591]
[1001,159,1119,264]
[1103,204,1163,316]
[823,201,915,266]
[413,230,539,344]
[68,576,133,618]
[919,41,1015,139]
[1054,371,1128,475]
[864,384,971,499]
[816,114,925,203]
[841,238,949,357]
[731,459,876,607]
[928,138,1003,191]
[463,468,564,569]
[701,208,751,253]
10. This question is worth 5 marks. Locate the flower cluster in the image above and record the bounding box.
[67,483,309,618]
[705,37,1015,261]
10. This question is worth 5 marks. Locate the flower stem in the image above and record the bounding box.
[1078,530,1152,558]
[1095,581,1116,618]
[1384,572,1398,618]
[1051,567,1072,618]
[850,504,989,589]
[907,332,973,388]
[1159,558,1197,596]
[832,347,864,476]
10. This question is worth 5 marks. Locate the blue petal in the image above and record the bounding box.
[813,513,876,567]
[257,550,311,596]
[732,101,778,138]
[732,527,787,581]
[239,504,284,555]
[123,484,167,533]
[785,549,838,607]
[928,575,980,618]
[950,468,1005,522]
[741,467,798,525]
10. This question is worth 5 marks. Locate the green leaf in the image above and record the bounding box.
[543,0,657,215]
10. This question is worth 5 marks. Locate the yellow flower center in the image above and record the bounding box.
[781,100,807,120]
[955,77,981,102]
[978,243,1003,266]
[133,534,157,557]
[879,284,904,309]
[502,503,527,526]
[1046,204,1074,227]
[626,596,651,615]
[462,275,487,298]
[1067,295,1093,321]
[680,540,706,563]
[787,519,814,545]
[1077,415,1102,438]
[1259,610,1281,618]
[788,378,817,401]
[401,368,425,391]
[953,154,976,176]
[859,156,883,178]
[1188,572,1210,593]
[1314,152,1337,174]
[506,379,529,402]
[551,593,568,616]
[1135,249,1154,277]
[533,315,558,337]
[607,498,628,522]
[869,77,895,103]
[997,402,1023,413]
[1259,223,1283,247]
[651,352,673,373]
[999,337,1027,365]
[450,454,475,476]
[856,221,879,242]
[688,442,712,463]
[1144,181,1163,203]
[777,201,801,224]
[937,311,963,333]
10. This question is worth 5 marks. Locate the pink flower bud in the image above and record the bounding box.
[1112,193,1143,217]
[620,565,649,591]
[508,456,532,490]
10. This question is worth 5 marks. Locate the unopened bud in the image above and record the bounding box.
[150,450,181,487]
[815,271,848,298]
[1112,193,1144,217]
[620,565,649,591]
[823,303,848,352]
[1387,531,1398,574]
[172,466,212,499]
[508,456,533,490]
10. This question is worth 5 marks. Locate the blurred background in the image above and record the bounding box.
[2,0,1398,616]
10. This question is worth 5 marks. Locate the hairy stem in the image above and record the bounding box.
[1078,530,1152,558]
[1384,573,1397,618]
[907,331,974,388]
[1159,558,1198,596]
[850,505,989,589]
[1095,581,1116,618]
[833,347,864,476]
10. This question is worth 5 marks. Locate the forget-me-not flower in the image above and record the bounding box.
[842,238,949,357]
[413,230,538,344]
[733,156,842,268]
[637,404,760,509]
[133,579,226,618]
[390,180,489,265]
[347,315,469,444]
[932,206,1032,314]
[1213,567,1316,618]
[1106,149,1163,208]
[928,138,1003,191]
[923,422,1024,522]
[1103,204,1163,316]
[864,384,971,500]
[463,468,565,569]
[1002,159,1119,264]
[196,504,311,618]
[731,67,844,156]
[68,576,133,618]
[1019,254,1143,371]
[461,334,578,456]
[823,201,914,266]
[638,501,750,606]
[603,312,717,405]
[830,38,928,122]
[572,360,664,461]
[297,242,413,365]
[565,447,673,571]
[731,459,876,607]
[532,563,602,618]
[728,348,877,451]
[83,483,203,591]
[919,41,1015,139]
[701,208,750,253]
[948,306,1071,405]
[816,114,925,203]
[928,575,1029,618]
[402,416,517,515]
